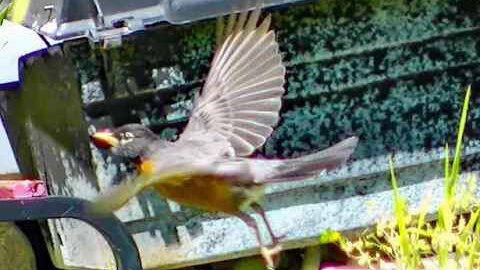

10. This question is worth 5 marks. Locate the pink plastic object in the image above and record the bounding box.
[0,180,47,199]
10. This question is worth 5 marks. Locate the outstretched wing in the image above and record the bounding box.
[180,8,286,156]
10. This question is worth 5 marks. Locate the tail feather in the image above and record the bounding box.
[255,136,358,183]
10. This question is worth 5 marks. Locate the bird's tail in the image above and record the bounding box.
[256,136,358,183]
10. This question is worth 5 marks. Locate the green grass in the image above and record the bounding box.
[0,0,30,25]
[0,3,11,25]
[336,85,480,269]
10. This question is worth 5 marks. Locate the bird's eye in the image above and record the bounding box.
[119,132,134,144]
[125,132,134,139]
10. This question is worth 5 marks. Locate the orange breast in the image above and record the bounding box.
[153,174,242,213]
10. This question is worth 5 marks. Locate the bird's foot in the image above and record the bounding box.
[271,233,287,246]
[261,243,283,270]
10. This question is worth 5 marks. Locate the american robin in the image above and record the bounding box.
[90,8,358,268]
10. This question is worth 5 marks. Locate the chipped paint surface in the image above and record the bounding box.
[47,149,115,269]
[2,51,119,270]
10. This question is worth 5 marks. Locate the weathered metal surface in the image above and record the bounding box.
[2,0,314,43]
[0,196,142,270]
[1,49,117,269]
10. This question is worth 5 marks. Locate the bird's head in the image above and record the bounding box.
[90,123,159,159]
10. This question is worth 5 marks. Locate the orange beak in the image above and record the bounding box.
[90,130,119,148]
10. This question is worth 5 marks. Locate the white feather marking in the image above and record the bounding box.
[222,45,279,86]
[233,111,279,126]
[233,127,266,147]
[219,32,276,82]
[231,99,282,112]
[226,86,284,101]
[232,120,273,137]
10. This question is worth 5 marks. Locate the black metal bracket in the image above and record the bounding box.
[0,196,142,270]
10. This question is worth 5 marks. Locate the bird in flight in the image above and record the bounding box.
[90,7,358,269]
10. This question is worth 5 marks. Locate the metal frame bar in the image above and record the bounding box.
[20,0,316,42]
[0,196,142,270]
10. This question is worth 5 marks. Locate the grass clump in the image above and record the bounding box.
[0,3,11,25]
[337,85,480,269]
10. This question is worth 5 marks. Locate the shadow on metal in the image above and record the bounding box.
[0,196,142,270]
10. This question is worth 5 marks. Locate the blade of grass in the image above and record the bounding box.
[0,3,11,25]
[448,85,471,201]
[437,85,472,267]
[444,144,449,193]
[457,208,480,260]
[467,237,477,270]
[460,207,480,241]
[467,216,480,270]
[389,156,413,268]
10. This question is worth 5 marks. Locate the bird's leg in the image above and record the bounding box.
[235,212,264,245]
[234,212,282,270]
[250,202,286,246]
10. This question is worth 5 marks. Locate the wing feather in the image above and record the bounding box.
[181,8,285,156]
